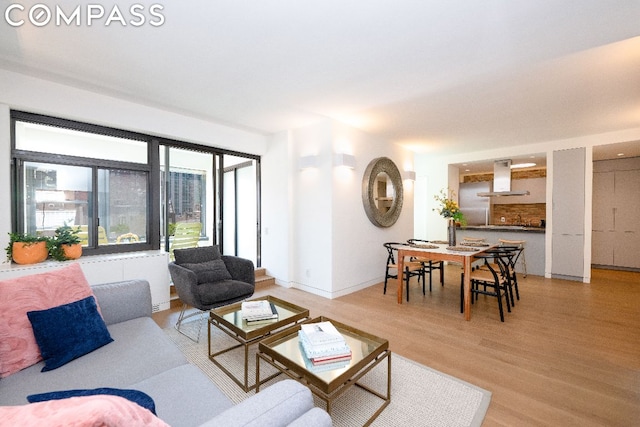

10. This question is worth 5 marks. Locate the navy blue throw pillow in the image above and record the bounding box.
[27,296,113,372]
[27,388,156,415]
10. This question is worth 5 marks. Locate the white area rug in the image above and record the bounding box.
[164,319,491,427]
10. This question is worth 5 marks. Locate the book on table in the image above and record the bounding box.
[241,300,278,322]
[309,351,352,365]
[298,331,351,358]
[245,314,279,326]
[300,351,351,373]
[299,321,344,346]
[298,320,351,367]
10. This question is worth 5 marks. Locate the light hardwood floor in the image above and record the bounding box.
[153,268,640,426]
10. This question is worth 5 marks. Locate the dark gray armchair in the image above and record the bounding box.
[168,246,255,341]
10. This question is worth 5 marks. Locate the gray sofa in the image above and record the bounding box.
[0,279,332,427]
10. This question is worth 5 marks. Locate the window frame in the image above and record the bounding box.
[11,111,157,256]
[10,110,262,264]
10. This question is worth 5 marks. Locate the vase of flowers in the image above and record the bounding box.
[433,188,465,246]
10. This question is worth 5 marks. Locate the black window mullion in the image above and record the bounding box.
[91,166,99,249]
[148,139,160,251]
[13,159,24,234]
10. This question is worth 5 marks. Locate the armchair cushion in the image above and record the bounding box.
[174,245,221,264]
[196,280,255,306]
[182,259,232,284]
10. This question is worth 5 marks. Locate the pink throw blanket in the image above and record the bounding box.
[0,395,170,427]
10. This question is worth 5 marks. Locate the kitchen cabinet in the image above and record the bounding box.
[552,148,585,280]
[592,166,640,268]
[592,171,615,265]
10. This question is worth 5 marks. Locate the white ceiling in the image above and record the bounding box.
[1,1,639,159]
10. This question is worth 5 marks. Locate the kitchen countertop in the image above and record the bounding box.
[458,225,546,233]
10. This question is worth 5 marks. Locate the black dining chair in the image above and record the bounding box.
[460,249,514,322]
[407,238,445,292]
[383,242,425,301]
[497,245,523,303]
[477,246,520,308]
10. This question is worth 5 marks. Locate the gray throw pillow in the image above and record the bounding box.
[182,259,232,284]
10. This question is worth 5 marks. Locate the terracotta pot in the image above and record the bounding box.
[62,243,82,260]
[12,241,49,265]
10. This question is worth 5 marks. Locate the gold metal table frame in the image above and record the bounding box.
[257,316,391,426]
[208,295,310,392]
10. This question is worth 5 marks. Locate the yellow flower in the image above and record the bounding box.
[433,188,465,224]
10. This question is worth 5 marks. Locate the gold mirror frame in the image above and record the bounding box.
[362,157,403,228]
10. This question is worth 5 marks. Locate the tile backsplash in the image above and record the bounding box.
[492,203,546,226]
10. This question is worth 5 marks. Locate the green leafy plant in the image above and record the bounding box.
[5,232,49,262]
[47,225,82,261]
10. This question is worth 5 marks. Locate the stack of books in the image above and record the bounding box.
[298,321,351,372]
[241,300,278,325]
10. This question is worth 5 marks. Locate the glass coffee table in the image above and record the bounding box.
[257,316,391,426]
[208,295,310,392]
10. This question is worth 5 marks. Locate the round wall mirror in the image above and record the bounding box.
[362,157,403,227]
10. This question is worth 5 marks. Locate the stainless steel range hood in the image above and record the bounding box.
[477,159,530,197]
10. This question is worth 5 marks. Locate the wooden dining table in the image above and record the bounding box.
[394,242,496,320]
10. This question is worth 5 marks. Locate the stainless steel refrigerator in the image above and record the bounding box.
[459,182,491,226]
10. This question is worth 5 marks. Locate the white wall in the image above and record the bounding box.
[0,69,266,153]
[291,121,334,296]
[330,121,414,297]
[262,119,414,298]
[260,131,292,288]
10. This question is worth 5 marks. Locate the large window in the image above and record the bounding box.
[11,111,261,263]
[13,115,152,253]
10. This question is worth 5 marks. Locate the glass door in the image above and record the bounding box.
[160,146,259,266]
[160,146,214,258]
[221,154,259,266]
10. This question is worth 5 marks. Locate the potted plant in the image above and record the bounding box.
[5,232,50,264]
[48,225,83,261]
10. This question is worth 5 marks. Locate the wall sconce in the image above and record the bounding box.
[333,153,356,169]
[299,155,318,170]
[403,170,416,181]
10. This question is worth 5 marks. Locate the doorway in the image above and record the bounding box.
[160,147,260,266]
